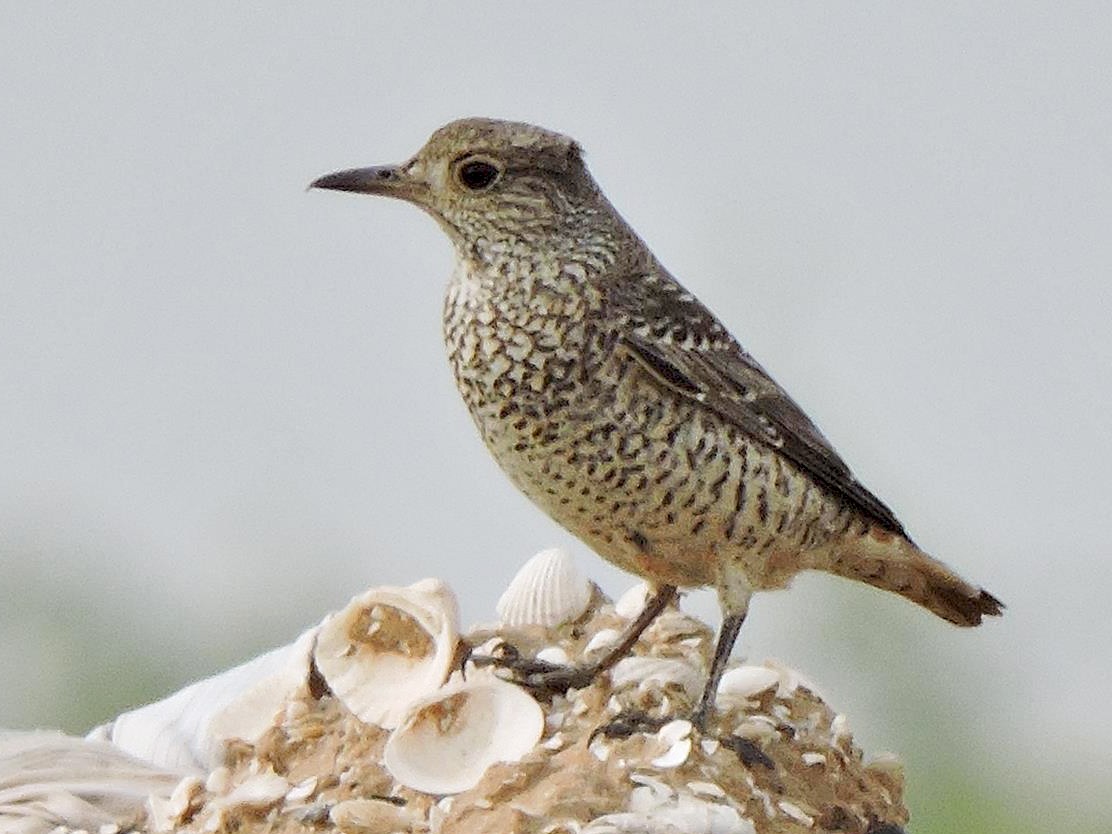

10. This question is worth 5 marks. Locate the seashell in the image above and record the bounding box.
[687,781,726,799]
[0,730,186,834]
[330,797,417,833]
[92,627,316,771]
[204,768,289,830]
[830,713,851,743]
[212,768,290,810]
[584,793,755,834]
[315,578,460,730]
[629,772,673,806]
[650,719,693,769]
[610,656,702,701]
[206,766,232,794]
[148,775,203,833]
[716,665,780,702]
[866,752,904,776]
[732,716,778,743]
[536,646,571,666]
[383,674,543,795]
[763,658,820,698]
[496,548,594,628]
[777,800,814,827]
[583,628,622,656]
[286,776,318,803]
[614,582,652,620]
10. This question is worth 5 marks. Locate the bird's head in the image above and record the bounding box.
[311,118,605,249]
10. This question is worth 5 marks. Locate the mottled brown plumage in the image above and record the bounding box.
[312,118,1002,725]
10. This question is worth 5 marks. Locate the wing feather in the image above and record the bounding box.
[609,270,907,536]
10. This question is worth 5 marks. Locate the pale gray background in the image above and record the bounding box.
[2,4,1108,832]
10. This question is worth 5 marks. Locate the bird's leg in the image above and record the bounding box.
[690,611,746,730]
[690,576,752,731]
[473,584,678,697]
[585,583,678,676]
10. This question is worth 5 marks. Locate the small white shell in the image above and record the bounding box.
[777,800,814,827]
[314,578,460,730]
[148,775,203,833]
[583,628,622,656]
[610,656,703,701]
[763,658,820,698]
[716,666,780,702]
[211,768,289,810]
[536,646,571,666]
[614,582,652,620]
[687,781,726,799]
[383,675,543,795]
[496,548,594,628]
[650,720,693,769]
[330,797,416,833]
[830,713,851,743]
[585,794,755,834]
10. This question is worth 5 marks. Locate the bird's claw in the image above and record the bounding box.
[467,643,598,697]
[587,710,671,745]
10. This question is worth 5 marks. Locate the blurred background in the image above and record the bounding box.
[1,4,1108,832]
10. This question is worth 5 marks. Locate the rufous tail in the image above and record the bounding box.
[828,527,1004,626]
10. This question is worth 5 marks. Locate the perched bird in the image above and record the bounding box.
[312,118,1002,727]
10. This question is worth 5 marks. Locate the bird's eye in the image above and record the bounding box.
[457,160,500,191]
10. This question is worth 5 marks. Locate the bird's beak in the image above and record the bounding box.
[310,163,424,201]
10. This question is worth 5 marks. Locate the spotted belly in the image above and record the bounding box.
[470,367,855,592]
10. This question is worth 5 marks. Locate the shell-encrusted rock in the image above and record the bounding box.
[383,675,543,795]
[610,656,703,701]
[92,628,316,771]
[314,578,460,730]
[496,548,594,628]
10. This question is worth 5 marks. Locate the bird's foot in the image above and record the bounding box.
[588,710,672,744]
[467,642,598,698]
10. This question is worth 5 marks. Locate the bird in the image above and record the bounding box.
[311,118,1002,728]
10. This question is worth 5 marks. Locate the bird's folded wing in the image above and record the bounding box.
[612,281,906,536]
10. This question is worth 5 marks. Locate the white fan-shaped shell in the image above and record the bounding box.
[91,628,316,771]
[496,548,593,628]
[383,675,543,795]
[314,578,460,730]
